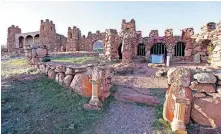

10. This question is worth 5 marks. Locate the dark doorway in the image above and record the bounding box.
[137,43,146,56]
[174,42,185,56]
[18,36,24,48]
[118,43,122,59]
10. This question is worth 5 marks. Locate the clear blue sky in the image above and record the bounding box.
[0,1,221,45]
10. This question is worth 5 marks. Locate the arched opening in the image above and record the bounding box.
[34,34,40,44]
[118,43,122,59]
[18,36,24,48]
[137,43,146,56]
[174,42,185,56]
[69,32,72,39]
[92,40,104,53]
[150,43,167,63]
[25,35,33,45]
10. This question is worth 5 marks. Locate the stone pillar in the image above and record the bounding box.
[171,95,190,134]
[121,32,136,63]
[104,29,119,61]
[84,66,102,110]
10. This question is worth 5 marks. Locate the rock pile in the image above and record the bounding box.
[164,68,221,130]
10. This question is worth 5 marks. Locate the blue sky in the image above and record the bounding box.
[0,1,221,45]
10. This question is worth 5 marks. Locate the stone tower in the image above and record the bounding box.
[121,19,136,33]
[66,26,81,51]
[39,19,57,51]
[7,25,21,52]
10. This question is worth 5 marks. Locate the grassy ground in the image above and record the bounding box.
[1,76,115,134]
[1,57,38,79]
[51,56,96,64]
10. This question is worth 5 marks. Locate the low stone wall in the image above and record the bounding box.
[49,51,99,57]
[35,62,112,110]
[163,68,221,132]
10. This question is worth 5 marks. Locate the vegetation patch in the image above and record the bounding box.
[153,104,172,134]
[1,77,114,134]
[51,56,96,64]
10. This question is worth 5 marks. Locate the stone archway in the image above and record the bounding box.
[92,40,104,53]
[137,43,146,56]
[25,35,33,45]
[118,43,122,59]
[18,36,24,48]
[34,34,40,44]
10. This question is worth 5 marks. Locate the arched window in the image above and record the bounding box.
[92,40,104,53]
[137,43,146,56]
[25,35,33,45]
[34,34,40,44]
[150,43,166,55]
[118,43,122,59]
[174,42,185,56]
[18,36,24,48]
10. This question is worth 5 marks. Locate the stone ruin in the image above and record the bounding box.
[6,18,221,67]
[164,68,221,133]
[36,62,112,110]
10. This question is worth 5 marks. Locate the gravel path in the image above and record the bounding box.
[93,101,156,134]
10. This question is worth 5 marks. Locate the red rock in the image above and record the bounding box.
[63,75,73,88]
[70,73,92,97]
[191,97,221,128]
[115,92,160,106]
[193,92,207,98]
[190,82,216,93]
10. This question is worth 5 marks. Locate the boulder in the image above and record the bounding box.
[63,75,74,88]
[58,73,65,85]
[55,66,66,73]
[48,69,56,79]
[167,68,191,87]
[65,67,74,75]
[70,73,92,97]
[193,92,207,98]
[193,73,217,83]
[190,81,216,93]
[191,97,221,128]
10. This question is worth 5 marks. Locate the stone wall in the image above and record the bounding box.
[164,68,221,132]
[66,26,81,51]
[104,29,121,61]
[39,19,67,52]
[7,25,21,52]
[35,62,112,110]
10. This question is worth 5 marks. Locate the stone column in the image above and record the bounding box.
[171,95,190,134]
[122,36,135,63]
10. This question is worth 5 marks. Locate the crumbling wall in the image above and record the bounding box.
[7,25,21,52]
[210,21,221,67]
[39,19,67,52]
[104,29,120,61]
[66,26,81,51]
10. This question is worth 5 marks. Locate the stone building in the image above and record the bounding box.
[7,19,67,53]
[6,18,221,67]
